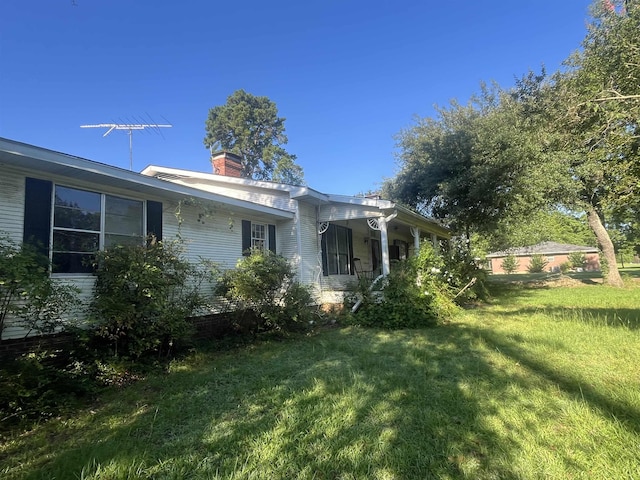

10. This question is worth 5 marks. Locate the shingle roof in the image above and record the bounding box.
[486,241,598,258]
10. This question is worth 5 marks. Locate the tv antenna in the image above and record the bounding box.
[81,119,172,170]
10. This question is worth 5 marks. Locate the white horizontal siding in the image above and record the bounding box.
[165,179,296,212]
[298,202,323,298]
[2,276,95,340]
[0,169,26,242]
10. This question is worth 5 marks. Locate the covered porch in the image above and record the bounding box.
[315,196,450,302]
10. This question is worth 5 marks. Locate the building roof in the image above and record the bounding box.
[142,164,451,236]
[0,137,294,220]
[0,137,449,236]
[486,241,599,258]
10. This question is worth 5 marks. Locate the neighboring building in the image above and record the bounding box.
[0,138,449,340]
[486,241,600,274]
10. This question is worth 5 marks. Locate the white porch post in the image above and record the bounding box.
[431,233,438,250]
[379,216,390,276]
[410,226,420,255]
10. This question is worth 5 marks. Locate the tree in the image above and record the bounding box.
[386,1,639,286]
[483,209,596,253]
[204,90,305,184]
[540,0,640,286]
[501,254,519,274]
[385,84,556,241]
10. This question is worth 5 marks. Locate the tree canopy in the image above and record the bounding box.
[385,0,640,286]
[204,90,305,185]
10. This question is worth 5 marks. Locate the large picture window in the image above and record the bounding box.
[52,186,143,273]
[321,224,353,276]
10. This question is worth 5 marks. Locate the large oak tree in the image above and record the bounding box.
[386,0,639,286]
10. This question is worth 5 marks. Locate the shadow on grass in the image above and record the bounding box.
[488,305,640,329]
[4,327,526,479]
[461,323,640,436]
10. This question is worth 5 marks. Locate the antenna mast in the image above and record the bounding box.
[80,121,172,170]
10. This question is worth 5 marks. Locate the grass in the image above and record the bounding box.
[1,282,639,479]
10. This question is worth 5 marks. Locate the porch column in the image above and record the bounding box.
[379,216,391,276]
[410,226,420,255]
[431,233,438,250]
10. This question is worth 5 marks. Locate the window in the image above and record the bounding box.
[321,224,353,276]
[241,220,276,255]
[24,178,162,275]
[52,185,143,273]
[251,223,266,250]
[393,239,409,260]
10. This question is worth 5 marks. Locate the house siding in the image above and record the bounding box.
[0,169,26,242]
[298,202,323,292]
[160,178,297,213]
[0,168,159,340]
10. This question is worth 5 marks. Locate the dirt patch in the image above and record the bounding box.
[543,276,603,287]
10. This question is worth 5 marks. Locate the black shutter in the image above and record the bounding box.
[23,177,52,258]
[241,220,251,256]
[268,224,276,253]
[146,200,163,242]
[348,228,354,275]
[321,229,329,276]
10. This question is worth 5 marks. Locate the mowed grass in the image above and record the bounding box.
[1,283,639,479]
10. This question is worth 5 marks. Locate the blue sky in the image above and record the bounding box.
[1,1,593,195]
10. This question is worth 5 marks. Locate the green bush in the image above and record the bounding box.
[501,254,519,274]
[527,254,548,273]
[569,252,587,270]
[0,349,95,429]
[0,234,80,339]
[90,239,217,359]
[350,242,460,329]
[215,249,317,333]
[438,237,489,303]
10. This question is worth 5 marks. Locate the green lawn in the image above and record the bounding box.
[1,282,639,479]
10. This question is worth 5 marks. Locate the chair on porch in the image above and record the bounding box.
[352,258,375,281]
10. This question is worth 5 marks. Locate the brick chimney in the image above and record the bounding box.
[211,151,243,177]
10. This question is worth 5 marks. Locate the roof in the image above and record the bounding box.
[142,165,450,236]
[0,137,449,235]
[0,137,294,220]
[486,241,599,258]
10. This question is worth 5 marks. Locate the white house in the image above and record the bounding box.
[0,138,449,340]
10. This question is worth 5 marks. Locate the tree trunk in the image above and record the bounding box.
[587,208,624,287]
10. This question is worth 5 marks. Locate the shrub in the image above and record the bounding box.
[0,349,95,429]
[351,241,460,329]
[569,252,587,270]
[527,254,548,273]
[501,254,519,274]
[90,238,217,359]
[215,249,317,333]
[438,237,489,303]
[559,261,572,274]
[0,235,80,340]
